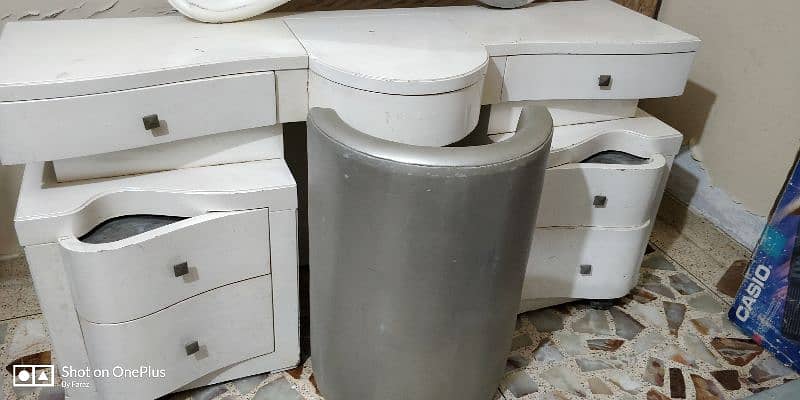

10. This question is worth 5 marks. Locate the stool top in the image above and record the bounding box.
[309,105,553,168]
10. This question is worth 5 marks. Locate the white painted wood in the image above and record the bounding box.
[493,119,674,230]
[82,276,275,400]
[503,53,696,101]
[549,112,683,168]
[536,155,667,228]
[285,14,488,95]
[518,298,575,314]
[520,221,652,308]
[0,72,277,164]
[15,160,297,247]
[18,164,300,398]
[488,100,639,132]
[0,4,699,165]
[276,69,310,123]
[273,2,699,57]
[61,209,272,324]
[53,126,284,182]
[0,16,307,101]
[481,57,507,105]
[446,0,701,56]
[488,113,684,310]
[490,111,684,167]
[309,72,482,146]
[23,244,100,400]
[181,209,300,390]
[264,209,301,373]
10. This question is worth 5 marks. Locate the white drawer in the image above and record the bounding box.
[502,52,695,101]
[0,72,277,164]
[537,154,668,228]
[82,276,275,400]
[61,209,271,323]
[522,222,651,301]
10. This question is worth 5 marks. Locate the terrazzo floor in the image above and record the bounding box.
[1,195,797,399]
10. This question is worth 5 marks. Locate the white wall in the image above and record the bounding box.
[0,0,177,256]
[642,0,800,218]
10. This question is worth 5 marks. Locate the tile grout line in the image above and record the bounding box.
[0,312,43,323]
[650,241,735,307]
[660,192,757,255]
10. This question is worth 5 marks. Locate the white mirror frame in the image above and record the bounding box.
[170,0,536,23]
[168,0,292,23]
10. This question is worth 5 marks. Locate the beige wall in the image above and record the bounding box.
[642,0,800,217]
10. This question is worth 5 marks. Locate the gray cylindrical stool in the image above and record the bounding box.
[308,106,552,400]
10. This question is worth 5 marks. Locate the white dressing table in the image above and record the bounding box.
[0,1,699,398]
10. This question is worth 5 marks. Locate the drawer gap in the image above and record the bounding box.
[447,105,494,147]
[79,215,187,244]
[580,150,649,165]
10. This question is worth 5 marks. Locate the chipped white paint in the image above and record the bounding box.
[0,0,174,22]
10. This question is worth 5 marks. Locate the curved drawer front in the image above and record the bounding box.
[522,222,651,301]
[536,155,667,228]
[82,276,275,400]
[308,72,482,147]
[61,209,271,323]
[503,52,695,101]
[0,72,277,163]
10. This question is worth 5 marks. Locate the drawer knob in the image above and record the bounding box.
[593,195,608,208]
[598,75,612,89]
[173,262,190,277]
[142,114,161,130]
[185,341,200,356]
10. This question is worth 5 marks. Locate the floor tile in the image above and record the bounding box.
[0,257,40,321]
[651,219,734,303]
[656,194,752,269]
[0,316,53,400]
[252,377,303,400]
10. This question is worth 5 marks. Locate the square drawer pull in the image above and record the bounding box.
[598,75,612,89]
[185,341,200,356]
[173,262,190,277]
[142,114,161,130]
[593,195,608,208]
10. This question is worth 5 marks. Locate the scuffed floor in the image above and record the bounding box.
[494,250,797,400]
[1,195,798,399]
